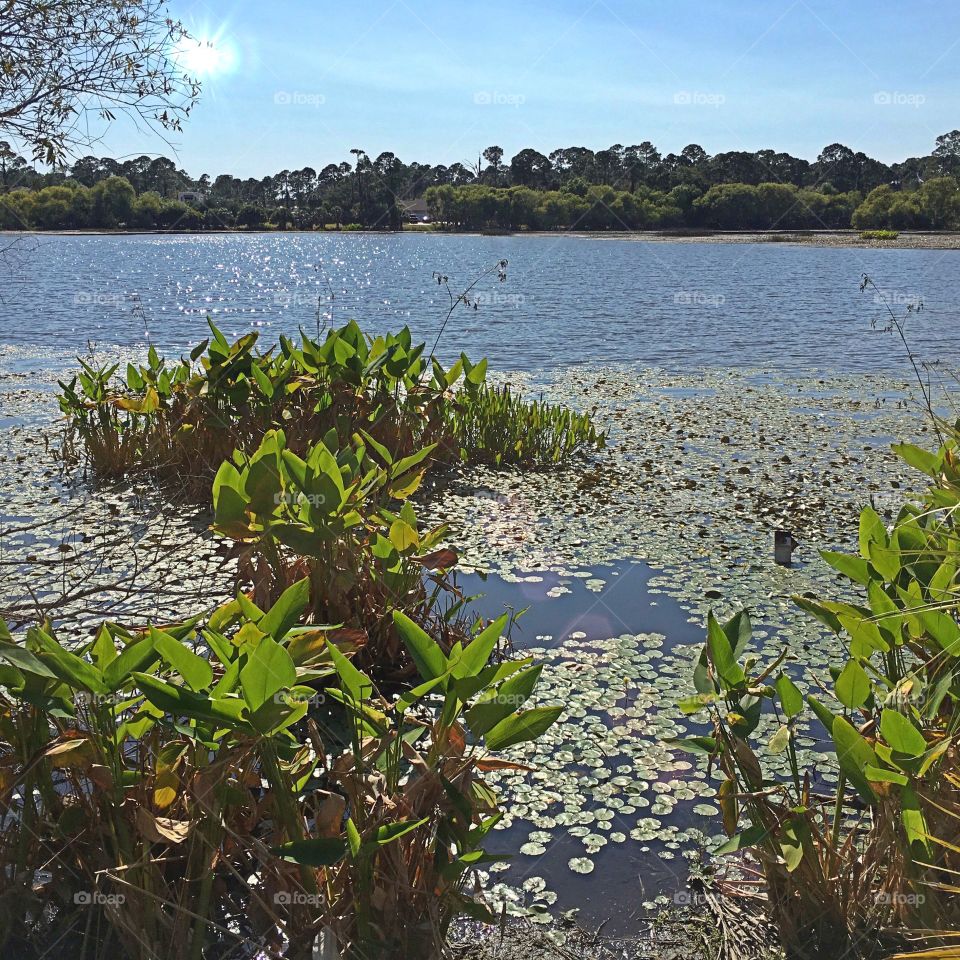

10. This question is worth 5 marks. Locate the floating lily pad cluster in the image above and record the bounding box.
[418,365,926,919]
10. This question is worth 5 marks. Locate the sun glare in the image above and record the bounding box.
[175,33,236,78]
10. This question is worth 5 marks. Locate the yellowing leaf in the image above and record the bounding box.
[388,519,419,552]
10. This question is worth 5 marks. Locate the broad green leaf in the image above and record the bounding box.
[259,578,311,641]
[807,694,838,734]
[346,817,362,858]
[388,518,419,552]
[880,709,927,757]
[775,675,803,718]
[919,609,960,656]
[273,837,345,866]
[372,818,428,846]
[240,637,296,711]
[831,715,878,803]
[485,705,562,751]
[325,639,374,704]
[0,642,58,680]
[901,784,931,858]
[868,540,900,583]
[32,629,106,694]
[891,442,941,478]
[865,764,908,786]
[859,506,887,559]
[390,444,436,480]
[91,625,118,671]
[678,692,716,715]
[768,724,791,754]
[104,637,159,691]
[665,736,717,756]
[706,612,744,690]
[714,825,769,855]
[835,660,871,709]
[821,551,871,587]
[250,363,274,399]
[133,673,248,728]
[152,628,212,693]
[453,614,508,678]
[838,612,888,657]
[723,609,752,660]
[466,665,544,737]
[392,611,446,682]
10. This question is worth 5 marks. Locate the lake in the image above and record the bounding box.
[0,231,942,936]
[1,232,958,373]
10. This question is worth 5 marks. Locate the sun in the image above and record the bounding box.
[174,34,236,78]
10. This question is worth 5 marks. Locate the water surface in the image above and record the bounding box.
[2,233,957,373]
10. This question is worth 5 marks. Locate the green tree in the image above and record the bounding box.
[131,191,164,228]
[91,176,135,227]
[919,176,960,228]
[932,130,960,178]
[482,146,504,185]
[509,149,552,189]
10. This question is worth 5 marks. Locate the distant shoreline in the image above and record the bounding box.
[3,228,960,249]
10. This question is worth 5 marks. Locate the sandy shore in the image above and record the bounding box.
[550,230,960,249]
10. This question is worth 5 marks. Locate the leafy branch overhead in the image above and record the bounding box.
[0,0,201,164]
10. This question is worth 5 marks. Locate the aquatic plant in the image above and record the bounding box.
[860,229,900,241]
[0,588,344,960]
[0,586,559,959]
[210,426,463,672]
[674,433,960,958]
[58,320,449,497]
[444,382,605,467]
[280,609,561,958]
[58,317,604,496]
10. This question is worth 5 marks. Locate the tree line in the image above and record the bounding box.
[2,134,960,232]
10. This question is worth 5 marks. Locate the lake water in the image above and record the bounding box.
[1,232,958,373]
[0,232,940,936]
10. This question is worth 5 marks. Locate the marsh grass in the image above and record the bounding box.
[445,383,605,467]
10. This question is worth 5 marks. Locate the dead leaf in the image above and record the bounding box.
[412,548,458,570]
[475,758,535,772]
[314,791,346,838]
[88,764,114,790]
[136,807,192,844]
[45,739,94,769]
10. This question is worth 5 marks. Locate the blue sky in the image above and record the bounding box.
[102,0,960,176]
